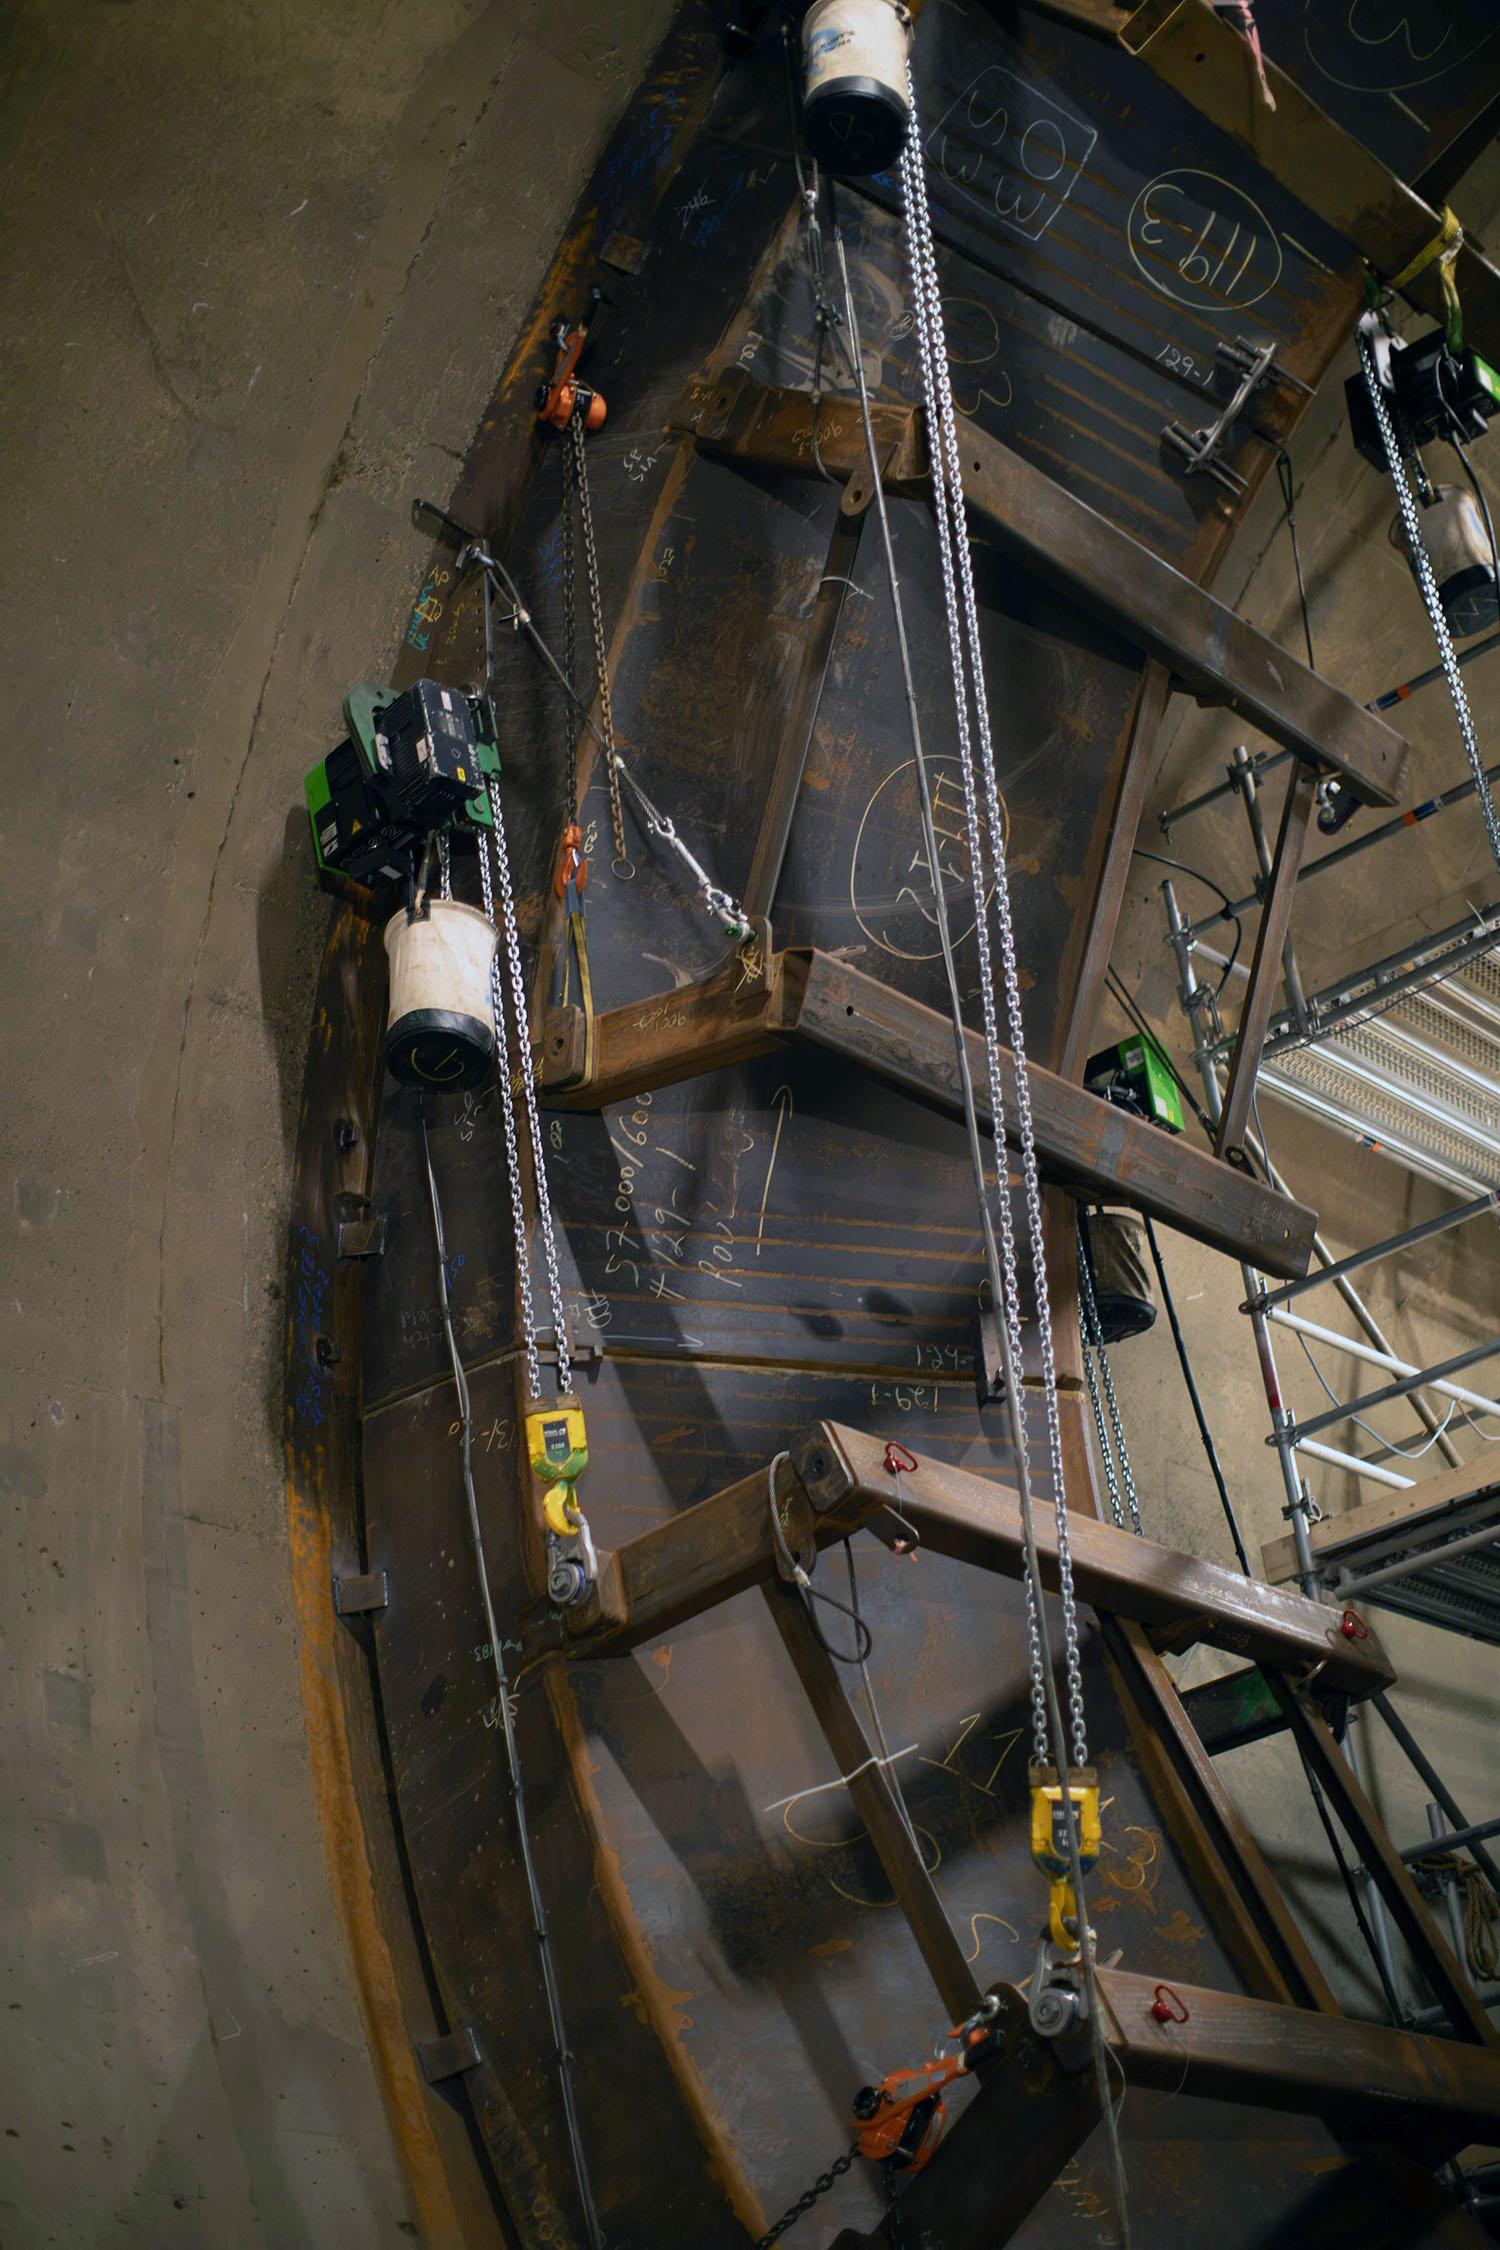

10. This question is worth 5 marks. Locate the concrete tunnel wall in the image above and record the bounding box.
[3,3,1499,2245]
[2,4,676,2242]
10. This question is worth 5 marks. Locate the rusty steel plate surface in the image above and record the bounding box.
[281,2,1489,2242]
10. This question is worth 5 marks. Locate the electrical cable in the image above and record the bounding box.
[1293,1330,1459,1461]
[1140,1214,1253,1575]
[767,1454,874,1665]
[417,1095,602,2248]
[845,1539,924,1858]
[1276,448,1317,673]
[1132,848,1243,992]
[894,98,1129,2245]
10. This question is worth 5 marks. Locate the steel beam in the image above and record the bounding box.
[677,370,1409,807]
[792,1424,1394,1697]
[763,1579,982,2021]
[539,948,1315,1276]
[829,1968,1500,2247]
[544,1424,1393,1695]
[1096,1967,1500,2146]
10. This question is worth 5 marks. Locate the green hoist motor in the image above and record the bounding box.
[304,678,502,890]
[1085,1031,1184,1134]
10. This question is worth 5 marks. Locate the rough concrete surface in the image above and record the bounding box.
[0,3,674,2243]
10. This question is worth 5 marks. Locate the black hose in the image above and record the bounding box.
[1141,1214,1252,1575]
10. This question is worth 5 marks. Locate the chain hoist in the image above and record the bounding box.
[896,99,1090,1781]
[476,740,594,1606]
[885,69,1131,2242]
[567,413,633,880]
[1355,309,1500,881]
[1077,1215,1143,1537]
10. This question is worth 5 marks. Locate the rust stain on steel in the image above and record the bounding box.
[284,909,482,2250]
[286,1480,472,2248]
[543,1657,769,2242]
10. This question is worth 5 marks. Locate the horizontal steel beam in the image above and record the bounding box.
[791,1423,1393,1696]
[538,946,1317,1278]
[677,371,1410,808]
[1096,1967,1500,2147]
[541,1422,1394,1695]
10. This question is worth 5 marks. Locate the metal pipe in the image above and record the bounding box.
[1403,1812,1500,1863]
[1160,746,1288,835]
[1257,1065,1492,1200]
[1291,1436,1414,1489]
[1268,1308,1500,1421]
[1252,1147,1467,1469]
[1288,1335,1500,1445]
[1370,1013,1500,1109]
[1253,1191,1500,1311]
[1372,1690,1500,1903]
[1188,760,1500,938]
[1262,1045,1500,1166]
[1255,907,1500,1054]
[1335,1522,1500,1599]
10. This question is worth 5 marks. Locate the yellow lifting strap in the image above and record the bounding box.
[1380,206,1465,351]
[558,906,597,1086]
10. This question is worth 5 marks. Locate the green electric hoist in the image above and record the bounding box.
[304,676,502,892]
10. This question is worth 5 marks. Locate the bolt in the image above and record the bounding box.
[316,1336,341,1368]
[335,1120,359,1153]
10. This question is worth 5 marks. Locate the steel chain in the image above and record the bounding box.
[900,90,1087,1767]
[484,776,574,1397]
[1076,1220,1143,1535]
[570,416,631,875]
[477,817,545,1402]
[895,120,1045,1762]
[754,2145,857,2248]
[1359,328,1500,881]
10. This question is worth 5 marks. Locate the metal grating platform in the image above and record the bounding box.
[1263,1467,1500,1646]
[1259,938,1500,1192]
